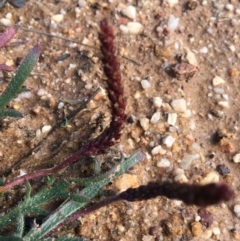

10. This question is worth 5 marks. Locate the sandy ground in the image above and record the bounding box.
[1,0,240,240]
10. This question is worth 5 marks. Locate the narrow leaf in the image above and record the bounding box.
[0,26,18,49]
[0,109,23,118]
[0,43,40,111]
[15,213,24,237]
[0,64,15,72]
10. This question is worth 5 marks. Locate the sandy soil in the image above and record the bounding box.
[1,0,240,240]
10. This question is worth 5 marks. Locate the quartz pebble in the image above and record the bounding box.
[151,145,166,155]
[180,154,199,170]
[233,204,240,217]
[150,112,161,124]
[199,47,208,54]
[166,0,179,7]
[167,113,177,126]
[0,18,12,26]
[141,79,151,89]
[162,135,176,148]
[51,14,64,22]
[122,6,136,20]
[212,76,225,86]
[140,117,150,131]
[171,99,187,112]
[42,125,52,133]
[167,15,179,31]
[157,158,170,167]
[153,97,162,108]
[200,172,219,184]
[233,153,240,163]
[218,101,229,108]
[212,227,221,235]
[120,22,143,34]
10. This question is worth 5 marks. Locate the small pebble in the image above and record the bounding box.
[162,135,176,148]
[167,113,177,126]
[167,15,179,31]
[51,14,64,22]
[151,145,166,155]
[139,117,150,131]
[218,101,229,108]
[199,46,208,54]
[150,112,161,124]
[233,204,240,217]
[216,164,230,176]
[0,18,12,26]
[58,102,65,109]
[122,5,136,20]
[200,172,219,184]
[191,222,202,237]
[212,76,225,86]
[171,99,187,112]
[78,0,86,7]
[212,227,221,235]
[233,153,240,163]
[153,97,162,108]
[180,154,199,170]
[166,0,179,7]
[141,79,151,89]
[114,173,139,192]
[42,125,52,133]
[120,22,143,34]
[157,158,171,167]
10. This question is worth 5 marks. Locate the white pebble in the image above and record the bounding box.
[151,145,166,155]
[58,102,65,109]
[78,0,86,7]
[233,153,240,163]
[157,158,171,168]
[18,91,32,99]
[168,15,179,31]
[141,79,151,89]
[181,109,192,118]
[0,18,12,26]
[122,6,136,20]
[162,135,176,148]
[127,22,143,34]
[212,227,221,235]
[213,87,224,94]
[201,172,219,184]
[51,14,64,22]
[5,13,12,20]
[139,117,150,131]
[119,25,129,34]
[171,98,187,112]
[225,4,234,11]
[229,44,235,52]
[233,204,240,215]
[42,125,52,133]
[199,46,208,54]
[37,89,46,96]
[218,101,229,108]
[212,76,225,86]
[167,113,177,126]
[180,154,199,170]
[166,0,179,7]
[153,97,162,108]
[150,112,161,124]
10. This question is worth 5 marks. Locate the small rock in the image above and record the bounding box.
[191,222,202,237]
[167,15,179,31]
[121,22,143,34]
[200,172,219,184]
[166,0,179,8]
[212,76,225,86]
[233,204,240,217]
[42,125,52,133]
[151,145,166,155]
[153,97,162,108]
[233,153,240,163]
[0,18,12,26]
[114,173,139,192]
[171,99,187,112]
[141,79,151,89]
[51,14,64,22]
[157,158,170,168]
[218,101,229,108]
[167,113,177,126]
[150,112,161,124]
[216,164,230,176]
[78,0,86,7]
[199,46,208,54]
[162,135,176,148]
[139,117,150,131]
[198,208,213,228]
[212,227,221,235]
[162,214,183,237]
[180,154,199,170]
[122,6,136,20]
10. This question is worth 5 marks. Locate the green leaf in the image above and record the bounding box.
[0,109,23,118]
[0,236,23,241]
[0,44,40,111]
[45,238,85,241]
[15,213,24,237]
[24,151,145,240]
